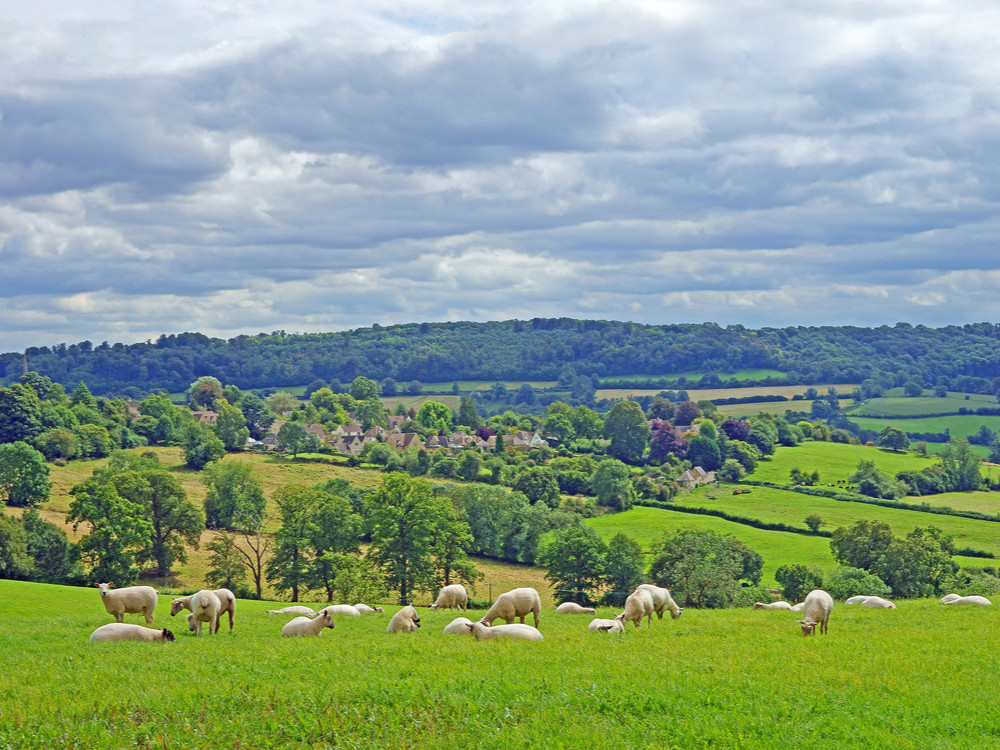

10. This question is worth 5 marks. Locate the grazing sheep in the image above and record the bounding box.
[187,589,221,636]
[89,624,176,643]
[386,606,421,633]
[796,589,834,636]
[443,616,474,634]
[170,589,236,631]
[95,583,159,625]
[353,603,385,614]
[588,618,625,634]
[317,604,361,617]
[430,584,468,611]
[940,593,962,604]
[860,596,896,609]
[752,601,793,610]
[942,595,992,606]
[265,606,317,616]
[845,596,872,605]
[555,602,597,615]
[282,610,335,637]
[466,621,543,641]
[635,583,684,619]
[615,588,655,630]
[790,602,806,611]
[480,588,541,628]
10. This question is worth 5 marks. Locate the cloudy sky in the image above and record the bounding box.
[3,0,1000,352]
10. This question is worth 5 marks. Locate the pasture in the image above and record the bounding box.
[848,414,1000,445]
[748,442,932,485]
[2,580,998,749]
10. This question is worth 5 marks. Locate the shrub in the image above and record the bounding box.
[824,567,891,600]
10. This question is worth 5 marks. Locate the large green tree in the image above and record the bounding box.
[266,485,322,602]
[350,376,380,402]
[0,442,51,507]
[603,400,650,464]
[202,461,267,530]
[429,500,482,590]
[539,526,608,605]
[650,530,762,608]
[513,466,561,508]
[415,401,454,434]
[241,393,276,439]
[0,384,43,444]
[603,532,646,603]
[213,399,250,451]
[774,564,823,602]
[830,520,895,570]
[188,376,224,410]
[590,459,635,511]
[308,491,363,602]
[69,481,153,584]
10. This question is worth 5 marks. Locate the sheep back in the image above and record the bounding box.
[481,588,541,627]
[430,584,468,611]
[188,589,222,636]
[89,623,175,643]
[468,621,543,641]
[616,588,655,629]
[96,583,159,625]
[555,602,596,615]
[635,583,684,619]
[443,616,474,634]
[386,606,421,633]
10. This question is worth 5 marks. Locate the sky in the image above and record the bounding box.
[3,0,1000,353]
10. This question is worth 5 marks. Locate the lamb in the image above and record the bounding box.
[265,606,317,616]
[635,583,684,619]
[282,610,335,637]
[940,593,962,604]
[615,588,655,630]
[845,596,873,605]
[796,589,834,636]
[95,583,159,625]
[480,587,541,628]
[386,605,421,633]
[89,624,176,643]
[466,621,543,641]
[430,584,468,611]
[443,616,474,634]
[186,589,222,636]
[752,601,793,610]
[555,602,596,615]
[588,618,625,634]
[170,588,236,631]
[317,604,361,617]
[353,603,385,613]
[942,595,992,606]
[860,596,897,609]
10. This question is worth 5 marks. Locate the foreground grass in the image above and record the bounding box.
[2,580,998,749]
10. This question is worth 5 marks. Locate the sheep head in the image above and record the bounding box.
[796,619,817,636]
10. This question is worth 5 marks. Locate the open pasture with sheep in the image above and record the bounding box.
[2,580,999,749]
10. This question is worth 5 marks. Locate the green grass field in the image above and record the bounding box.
[848,413,1000,443]
[849,392,999,416]
[4,579,998,749]
[749,441,932,485]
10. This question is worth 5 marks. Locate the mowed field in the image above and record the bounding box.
[3,579,999,749]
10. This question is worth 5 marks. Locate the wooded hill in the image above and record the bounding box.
[5,319,1000,397]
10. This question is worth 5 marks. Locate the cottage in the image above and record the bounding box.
[386,433,424,450]
[677,466,715,490]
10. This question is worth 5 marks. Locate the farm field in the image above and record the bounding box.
[749,441,932,485]
[3,580,998,749]
[714,400,810,418]
[596,383,856,401]
[848,392,999,416]
[848,413,1000,444]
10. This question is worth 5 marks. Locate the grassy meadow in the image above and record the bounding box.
[747,441,932,485]
[2,579,998,749]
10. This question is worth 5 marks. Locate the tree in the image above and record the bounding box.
[455,450,482,482]
[381,378,398,397]
[266,485,322,601]
[37,428,78,461]
[649,530,762,608]
[539,526,608,605]
[823,567,890,600]
[903,381,923,397]
[870,527,958,598]
[202,461,266,529]
[716,459,746,483]
[68,481,153,584]
[0,384,43,444]
[70,381,96,408]
[22,507,79,584]
[649,425,687,462]
[513,467,561,508]
[265,392,299,415]
[350,376,380,401]
[804,514,823,533]
[213,399,249,451]
[877,426,910,452]
[0,442,51,507]
[830,520,895,570]
[938,439,982,492]
[188,376,224,410]
[182,424,226,469]
[457,397,482,429]
[327,552,390,605]
[674,401,702,425]
[775,564,823,602]
[0,513,33,580]
[355,396,388,431]
[603,400,650,464]
[205,531,248,592]
[232,510,272,599]
[603,532,646,604]
[308,491,363,602]
[415,401,454,434]
[686,435,722,471]
[240,393,275,439]
[429,500,482,590]
[276,421,309,457]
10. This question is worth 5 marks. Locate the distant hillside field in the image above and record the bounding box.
[749,441,933,484]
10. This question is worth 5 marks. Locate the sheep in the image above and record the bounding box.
[555,602,596,615]
[635,583,684,619]
[317,604,361,617]
[845,596,872,605]
[466,621,543,641]
[860,596,897,609]
[752,601,793,610]
[282,610,335,637]
[615,588,655,630]
[386,605,421,633]
[940,593,962,604]
[95,583,159,625]
[187,589,222,636]
[353,603,385,614]
[790,602,806,611]
[170,588,236,631]
[265,606,317,616]
[480,587,541,628]
[942,595,992,606]
[443,616,474,634]
[89,624,176,643]
[796,589,834,636]
[430,584,468,611]
[588,618,625,634]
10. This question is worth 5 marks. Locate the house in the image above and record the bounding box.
[191,410,218,425]
[425,435,452,451]
[332,423,364,438]
[333,435,366,455]
[511,431,549,449]
[386,415,406,432]
[677,466,716,490]
[386,433,424,450]
[449,431,476,448]
[304,423,331,443]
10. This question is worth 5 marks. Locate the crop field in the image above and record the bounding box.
[848,414,1000,443]
[849,392,999,417]
[749,442,932,485]
[713,400,809,418]
[596,383,856,401]
[3,579,998,749]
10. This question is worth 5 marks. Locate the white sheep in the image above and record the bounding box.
[796,589,834,636]
[860,596,897,609]
[386,605,421,633]
[615,588,655,630]
[170,588,236,631]
[443,616,474,634]
[466,621,543,641]
[95,583,159,625]
[186,589,222,636]
[845,595,872,605]
[316,604,361,617]
[942,595,992,606]
[940,593,962,604]
[282,610,335,637]
[752,601,793,610]
[588,618,625,634]
[555,602,597,615]
[430,584,468,611]
[265,606,317,616]
[89,624,176,643]
[790,602,806,611]
[480,588,541,628]
[635,583,684,619]
[353,603,385,614]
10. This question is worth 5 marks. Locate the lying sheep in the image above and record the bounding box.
[940,593,962,604]
[353,603,385,614]
[282,611,335,637]
[187,589,221,636]
[635,583,684,619]
[796,589,834,636]
[317,604,360,617]
[845,596,872,605]
[430,584,468,611]
[615,588,655,630]
[588,618,625,634]
[89,624,176,643]
[860,596,897,609]
[753,601,793,610]
[555,602,596,615]
[443,616,474,634]
[466,621,543,641]
[480,587,541,628]
[386,606,421,633]
[265,606,317,616]
[96,583,159,625]
[942,595,992,606]
[170,588,236,631]
[790,602,805,611]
